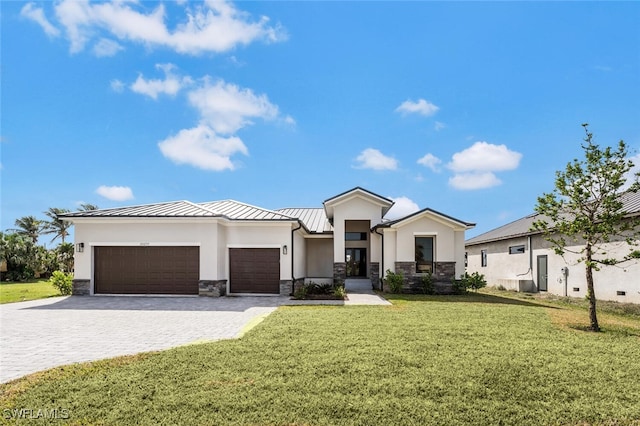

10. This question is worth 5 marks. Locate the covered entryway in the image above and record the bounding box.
[94,246,199,295]
[229,248,280,294]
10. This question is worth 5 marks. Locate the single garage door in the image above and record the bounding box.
[229,248,280,294]
[94,246,199,295]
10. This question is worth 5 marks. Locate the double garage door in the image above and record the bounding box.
[94,246,200,295]
[94,246,280,295]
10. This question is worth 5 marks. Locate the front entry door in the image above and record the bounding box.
[537,255,548,291]
[346,248,367,277]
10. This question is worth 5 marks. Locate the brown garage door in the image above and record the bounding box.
[229,248,280,294]
[94,246,199,295]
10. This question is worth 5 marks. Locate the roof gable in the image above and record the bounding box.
[323,187,394,219]
[377,207,475,231]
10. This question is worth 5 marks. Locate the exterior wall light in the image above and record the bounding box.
[76,243,84,253]
[283,245,287,255]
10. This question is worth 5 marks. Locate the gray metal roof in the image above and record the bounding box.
[276,208,333,233]
[466,190,640,246]
[465,214,542,246]
[60,201,216,218]
[198,200,295,221]
[61,200,297,222]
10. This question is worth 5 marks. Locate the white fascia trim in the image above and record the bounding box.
[227,244,283,249]
[413,232,438,236]
[88,242,201,247]
[304,234,334,239]
[220,220,294,228]
[69,217,220,224]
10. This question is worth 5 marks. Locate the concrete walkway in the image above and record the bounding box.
[0,290,390,383]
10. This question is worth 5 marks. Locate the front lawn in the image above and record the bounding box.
[0,280,60,304]
[1,294,639,425]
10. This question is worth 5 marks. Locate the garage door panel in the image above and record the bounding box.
[229,248,280,294]
[94,246,199,295]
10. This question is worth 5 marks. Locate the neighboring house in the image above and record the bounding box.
[61,187,474,296]
[465,191,640,304]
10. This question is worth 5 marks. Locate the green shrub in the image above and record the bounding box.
[452,277,469,294]
[497,284,507,291]
[50,270,73,295]
[466,272,487,292]
[384,269,404,294]
[293,284,308,300]
[454,272,487,294]
[333,285,346,298]
[421,273,434,295]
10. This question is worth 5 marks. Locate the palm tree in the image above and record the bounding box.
[11,216,42,244]
[42,207,71,244]
[79,203,99,211]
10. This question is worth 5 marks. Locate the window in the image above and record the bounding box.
[481,249,487,267]
[345,232,367,241]
[509,245,525,255]
[415,237,434,273]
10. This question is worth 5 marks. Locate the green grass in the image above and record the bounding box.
[0,279,60,304]
[1,294,640,425]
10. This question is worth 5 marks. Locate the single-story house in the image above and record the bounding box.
[61,187,475,296]
[465,191,640,304]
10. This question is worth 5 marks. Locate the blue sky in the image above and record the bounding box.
[2,0,639,241]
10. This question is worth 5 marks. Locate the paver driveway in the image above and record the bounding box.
[0,295,285,383]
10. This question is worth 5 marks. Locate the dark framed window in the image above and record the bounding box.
[345,232,367,241]
[481,249,487,267]
[415,237,434,273]
[509,245,525,254]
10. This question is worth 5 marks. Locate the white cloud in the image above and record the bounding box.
[448,141,522,172]
[110,79,125,93]
[93,38,123,57]
[21,3,60,37]
[385,196,420,220]
[48,0,285,56]
[354,148,398,171]
[158,124,248,171]
[447,141,522,190]
[449,172,502,190]
[188,79,280,134]
[417,153,442,172]
[130,63,191,100]
[396,99,439,117]
[96,185,134,201]
[435,121,446,131]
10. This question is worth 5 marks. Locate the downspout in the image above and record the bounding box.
[374,227,384,291]
[290,222,303,296]
[515,235,534,290]
[528,235,533,281]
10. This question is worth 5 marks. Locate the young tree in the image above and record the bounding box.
[42,207,71,244]
[11,216,42,244]
[532,124,640,331]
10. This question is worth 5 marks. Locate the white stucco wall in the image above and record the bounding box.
[73,219,220,294]
[331,197,384,263]
[466,237,532,287]
[393,216,458,262]
[381,214,468,278]
[306,238,333,277]
[293,229,307,279]
[72,219,297,291]
[467,234,640,303]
